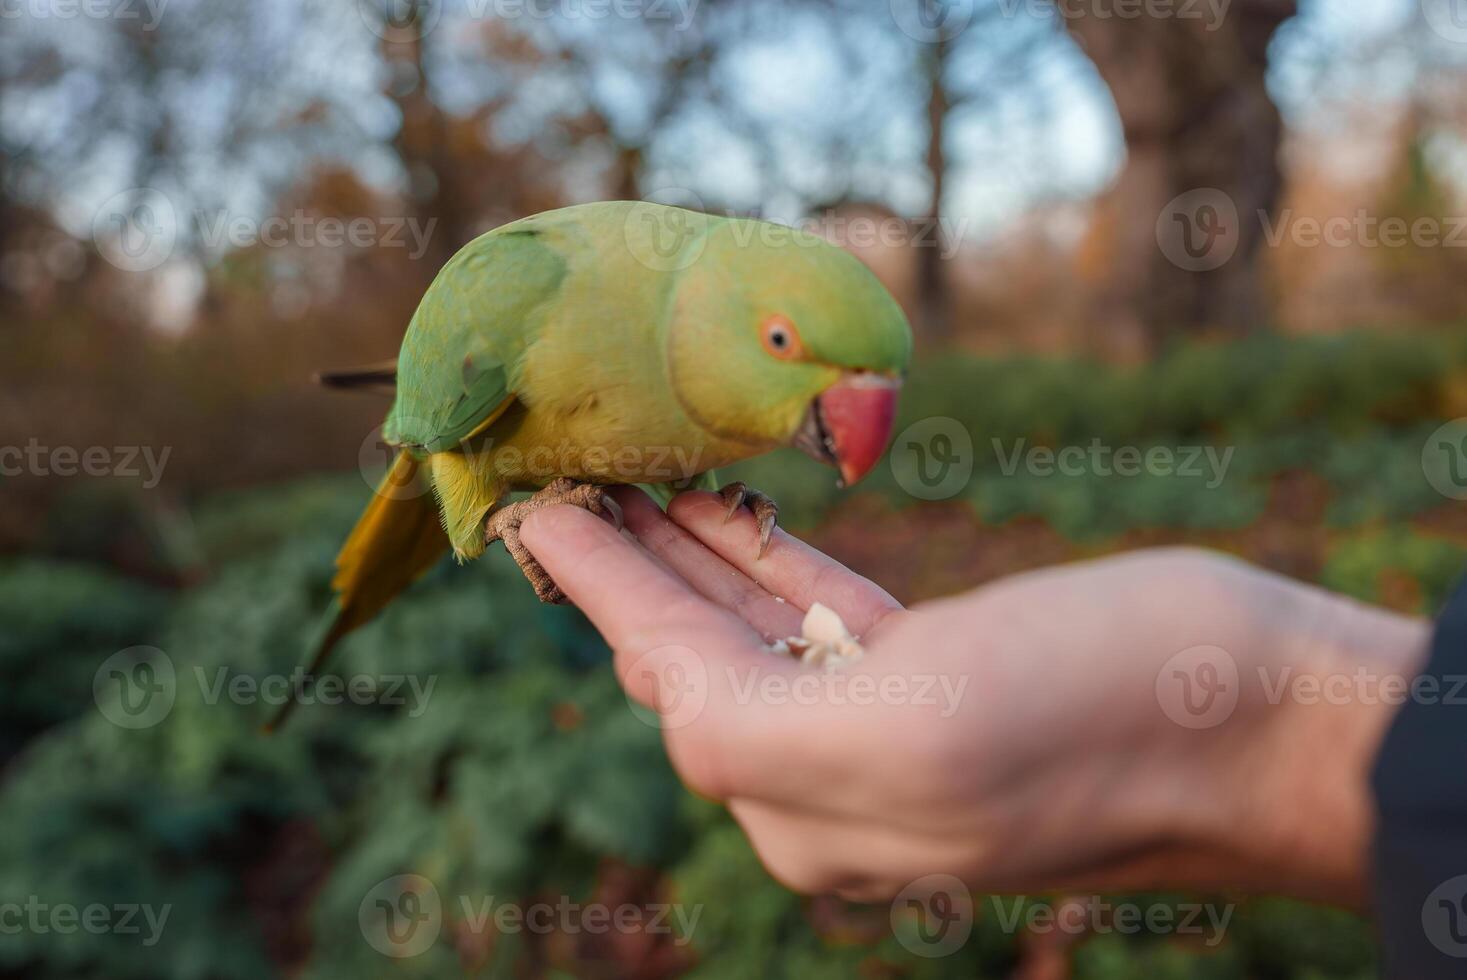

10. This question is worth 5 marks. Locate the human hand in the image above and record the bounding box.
[519,488,1428,906]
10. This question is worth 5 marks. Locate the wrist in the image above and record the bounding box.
[1221,589,1431,907]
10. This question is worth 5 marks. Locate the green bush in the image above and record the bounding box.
[0,560,168,757]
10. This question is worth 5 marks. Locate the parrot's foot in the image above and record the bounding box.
[718,481,779,559]
[485,477,623,604]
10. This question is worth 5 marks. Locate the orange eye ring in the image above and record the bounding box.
[760,314,805,360]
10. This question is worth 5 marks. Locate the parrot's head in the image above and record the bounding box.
[666,217,912,487]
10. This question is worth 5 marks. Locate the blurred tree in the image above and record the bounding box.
[556,12,720,200]
[380,2,461,262]
[1067,0,1297,346]
[918,17,955,342]
[0,67,14,307]
[0,0,380,322]
[913,1,1051,343]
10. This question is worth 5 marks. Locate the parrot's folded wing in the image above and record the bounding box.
[385,225,569,453]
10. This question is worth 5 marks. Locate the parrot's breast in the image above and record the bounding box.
[476,389,764,491]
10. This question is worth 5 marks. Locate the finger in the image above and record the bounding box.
[668,490,904,636]
[613,487,805,641]
[521,504,838,802]
[519,503,754,684]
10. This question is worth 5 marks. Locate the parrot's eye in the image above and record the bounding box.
[760,315,804,360]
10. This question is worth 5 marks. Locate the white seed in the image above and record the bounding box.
[802,602,850,646]
[767,603,865,671]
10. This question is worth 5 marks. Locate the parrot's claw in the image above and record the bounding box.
[599,493,624,533]
[717,481,779,559]
[485,477,621,604]
[721,484,746,521]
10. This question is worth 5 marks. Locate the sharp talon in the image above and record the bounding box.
[717,481,780,559]
[600,493,624,532]
[722,487,746,522]
[757,517,775,559]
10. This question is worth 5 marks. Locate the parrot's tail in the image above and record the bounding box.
[265,451,448,732]
[313,359,398,393]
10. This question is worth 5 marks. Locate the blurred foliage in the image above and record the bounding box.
[739,331,1467,560]
[0,560,168,759]
[2,331,1464,978]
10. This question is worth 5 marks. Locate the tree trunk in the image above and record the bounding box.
[1068,0,1296,347]
[380,1,471,269]
[917,31,952,346]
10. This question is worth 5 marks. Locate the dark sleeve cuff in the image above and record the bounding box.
[1371,576,1467,979]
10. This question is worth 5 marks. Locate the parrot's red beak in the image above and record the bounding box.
[796,373,901,487]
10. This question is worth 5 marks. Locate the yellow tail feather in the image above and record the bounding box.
[265,452,448,731]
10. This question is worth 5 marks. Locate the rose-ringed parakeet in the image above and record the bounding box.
[269,200,910,729]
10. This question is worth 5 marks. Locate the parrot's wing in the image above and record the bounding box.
[385,226,570,453]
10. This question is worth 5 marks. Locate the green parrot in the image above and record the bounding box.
[269,200,910,729]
